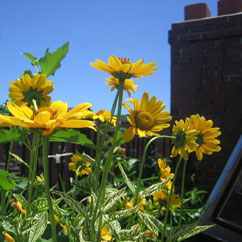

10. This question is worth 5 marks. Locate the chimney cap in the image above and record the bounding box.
[185,3,211,21]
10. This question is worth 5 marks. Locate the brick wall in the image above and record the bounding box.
[169,2,242,192]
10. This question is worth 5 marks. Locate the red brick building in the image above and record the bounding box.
[169,0,242,192]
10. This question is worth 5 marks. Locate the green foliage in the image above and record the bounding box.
[0,169,17,190]
[50,129,94,146]
[38,42,69,77]
[0,128,28,143]
[23,42,69,77]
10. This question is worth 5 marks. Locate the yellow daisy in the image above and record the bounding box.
[125,194,146,212]
[92,109,117,126]
[90,56,159,79]
[122,92,172,142]
[101,226,112,241]
[158,158,174,190]
[0,101,96,136]
[9,74,54,107]
[188,114,221,161]
[153,189,181,212]
[68,153,92,177]
[106,75,138,97]
[171,119,199,160]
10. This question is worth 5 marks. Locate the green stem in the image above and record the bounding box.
[135,135,175,205]
[27,131,40,214]
[6,141,14,172]
[161,156,183,242]
[90,78,125,242]
[0,190,6,216]
[178,159,188,226]
[42,136,57,242]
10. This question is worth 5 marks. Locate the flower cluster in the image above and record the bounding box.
[0,52,222,242]
[171,115,221,161]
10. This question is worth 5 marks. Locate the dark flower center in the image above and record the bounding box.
[136,111,154,130]
[22,87,45,107]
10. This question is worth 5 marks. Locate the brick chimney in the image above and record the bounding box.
[169,1,242,192]
[218,0,242,16]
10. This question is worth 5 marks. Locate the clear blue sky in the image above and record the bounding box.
[0,0,217,113]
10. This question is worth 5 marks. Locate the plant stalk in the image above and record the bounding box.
[42,135,57,242]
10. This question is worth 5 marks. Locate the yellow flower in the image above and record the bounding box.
[153,190,181,212]
[101,226,112,241]
[158,158,174,190]
[9,74,54,107]
[34,173,45,186]
[10,199,26,214]
[2,232,15,242]
[0,101,96,136]
[171,119,198,160]
[125,194,146,212]
[90,56,158,79]
[188,114,221,161]
[122,92,172,142]
[106,76,138,97]
[92,109,117,126]
[68,153,92,177]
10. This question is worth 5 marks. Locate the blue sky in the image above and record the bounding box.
[0,0,217,113]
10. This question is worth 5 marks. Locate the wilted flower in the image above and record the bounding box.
[10,199,26,214]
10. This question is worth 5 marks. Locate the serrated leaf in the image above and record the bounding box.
[138,211,160,236]
[140,177,172,199]
[76,151,95,164]
[0,128,28,143]
[103,187,126,213]
[103,205,138,223]
[177,224,215,241]
[23,52,38,66]
[50,129,94,146]
[38,42,69,77]
[54,191,88,218]
[0,169,17,190]
[119,164,136,194]
[118,224,141,240]
[28,212,48,242]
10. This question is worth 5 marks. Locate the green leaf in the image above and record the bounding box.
[9,152,32,174]
[118,163,136,194]
[177,224,215,241]
[138,211,161,237]
[28,212,48,242]
[140,177,172,199]
[0,169,17,190]
[103,187,126,213]
[54,191,88,218]
[23,52,38,66]
[103,205,138,222]
[38,42,69,77]
[49,129,94,146]
[0,128,28,143]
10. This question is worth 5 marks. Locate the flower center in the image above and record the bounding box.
[22,87,45,107]
[196,133,204,146]
[173,130,187,148]
[136,111,154,130]
[119,57,132,65]
[32,107,56,120]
